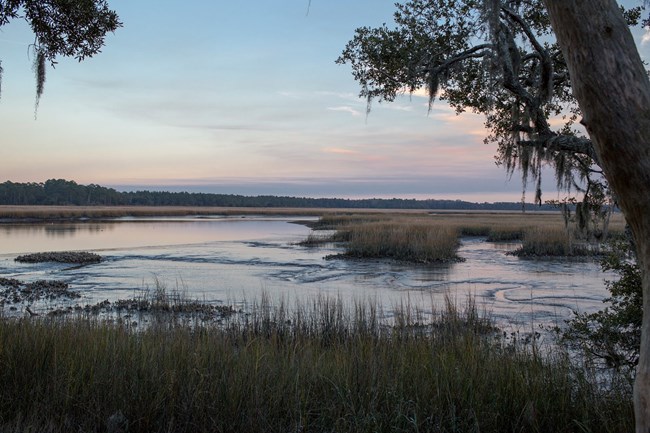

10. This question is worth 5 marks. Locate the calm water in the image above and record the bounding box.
[0,216,611,330]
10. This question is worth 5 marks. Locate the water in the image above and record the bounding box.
[0,216,610,330]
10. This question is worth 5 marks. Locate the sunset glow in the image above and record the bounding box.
[1,1,648,202]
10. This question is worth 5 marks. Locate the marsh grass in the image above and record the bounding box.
[297,230,350,246]
[512,227,595,258]
[0,205,338,220]
[0,296,632,433]
[342,221,460,262]
[486,228,525,241]
[310,211,626,261]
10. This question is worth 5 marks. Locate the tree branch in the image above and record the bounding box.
[518,135,601,166]
[501,6,554,103]
[429,43,492,73]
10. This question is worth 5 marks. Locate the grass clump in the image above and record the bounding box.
[0,297,633,433]
[306,211,627,261]
[511,227,594,258]
[486,228,525,241]
[342,221,461,263]
[297,230,350,246]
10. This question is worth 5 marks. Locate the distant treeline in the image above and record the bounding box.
[0,179,559,211]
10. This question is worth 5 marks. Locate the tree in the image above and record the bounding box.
[0,0,121,110]
[337,0,646,237]
[340,0,650,429]
[562,238,642,376]
[540,2,650,431]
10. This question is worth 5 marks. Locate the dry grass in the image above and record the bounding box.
[511,227,597,257]
[0,206,627,234]
[343,220,460,262]
[306,211,626,261]
[0,206,434,220]
[314,211,625,237]
[0,296,633,433]
[2,206,626,262]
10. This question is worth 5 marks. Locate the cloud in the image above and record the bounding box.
[643,26,650,45]
[315,90,360,102]
[277,90,303,99]
[382,104,413,112]
[327,106,363,116]
[323,147,361,155]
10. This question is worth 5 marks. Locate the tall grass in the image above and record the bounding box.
[512,227,594,257]
[343,221,460,262]
[0,297,632,433]
[308,211,627,261]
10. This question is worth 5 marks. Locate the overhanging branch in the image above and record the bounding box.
[518,135,601,166]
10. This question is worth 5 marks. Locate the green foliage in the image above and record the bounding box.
[338,0,644,212]
[0,0,121,107]
[562,239,642,374]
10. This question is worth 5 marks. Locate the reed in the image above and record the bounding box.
[342,220,461,262]
[0,297,632,433]
[513,227,595,257]
[311,211,627,260]
[297,230,350,246]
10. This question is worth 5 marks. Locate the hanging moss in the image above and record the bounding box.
[33,48,46,113]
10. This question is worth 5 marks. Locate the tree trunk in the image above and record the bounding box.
[542,1,650,431]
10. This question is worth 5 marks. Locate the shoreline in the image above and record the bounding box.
[0,205,567,222]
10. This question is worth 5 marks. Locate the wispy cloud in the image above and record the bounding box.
[323,147,361,155]
[382,104,413,112]
[327,106,362,116]
[315,90,360,102]
[643,26,650,45]
[277,90,304,99]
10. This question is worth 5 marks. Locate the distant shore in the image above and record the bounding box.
[0,205,335,220]
[0,205,562,221]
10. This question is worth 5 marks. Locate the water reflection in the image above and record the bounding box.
[0,217,610,332]
[0,217,310,255]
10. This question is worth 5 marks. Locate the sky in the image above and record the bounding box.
[1,1,649,203]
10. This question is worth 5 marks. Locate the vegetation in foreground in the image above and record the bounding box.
[0,297,633,433]
[561,239,643,376]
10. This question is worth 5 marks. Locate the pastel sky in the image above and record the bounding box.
[1,1,649,202]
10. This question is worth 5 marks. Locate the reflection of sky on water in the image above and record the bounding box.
[0,217,309,254]
[0,217,611,332]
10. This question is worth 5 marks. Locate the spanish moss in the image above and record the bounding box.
[33,48,46,115]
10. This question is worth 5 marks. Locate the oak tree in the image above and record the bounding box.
[338,0,646,237]
[340,0,650,429]
[541,1,650,431]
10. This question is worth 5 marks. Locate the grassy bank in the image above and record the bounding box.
[0,298,633,433]
[0,205,433,220]
[511,227,594,258]
[305,211,626,262]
